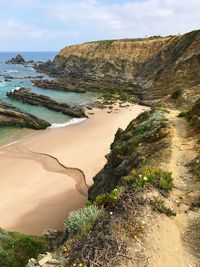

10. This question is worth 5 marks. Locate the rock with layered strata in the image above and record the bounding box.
[0,100,50,129]
[7,88,86,118]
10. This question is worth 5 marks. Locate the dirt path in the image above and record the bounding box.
[148,110,200,267]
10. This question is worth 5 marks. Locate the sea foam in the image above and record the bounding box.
[0,141,19,149]
[49,118,86,129]
[11,86,21,92]
[5,69,19,73]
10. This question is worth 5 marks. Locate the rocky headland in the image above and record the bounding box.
[0,100,50,129]
[7,88,87,118]
[35,30,200,108]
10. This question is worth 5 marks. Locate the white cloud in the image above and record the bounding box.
[0,0,200,50]
[44,0,200,39]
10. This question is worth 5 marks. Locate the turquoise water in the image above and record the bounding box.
[0,52,96,146]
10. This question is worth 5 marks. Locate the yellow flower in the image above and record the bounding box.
[79,264,83,267]
[143,176,148,181]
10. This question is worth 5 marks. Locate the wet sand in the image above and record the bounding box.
[0,104,148,235]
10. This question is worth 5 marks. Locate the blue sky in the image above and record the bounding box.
[0,0,199,51]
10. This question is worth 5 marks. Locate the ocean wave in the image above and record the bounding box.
[0,141,19,149]
[49,118,86,129]
[0,81,8,87]
[5,70,19,73]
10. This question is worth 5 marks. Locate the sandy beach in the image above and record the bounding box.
[0,104,147,236]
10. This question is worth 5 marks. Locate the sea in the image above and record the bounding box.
[0,52,95,147]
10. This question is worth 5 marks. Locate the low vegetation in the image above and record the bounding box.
[0,228,47,267]
[151,197,176,216]
[64,206,104,235]
[178,109,189,118]
[129,167,173,193]
[99,91,135,104]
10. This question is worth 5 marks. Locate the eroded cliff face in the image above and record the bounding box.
[36,30,200,106]
[38,37,170,81]
[141,30,200,103]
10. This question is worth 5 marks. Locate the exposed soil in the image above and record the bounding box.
[145,110,200,267]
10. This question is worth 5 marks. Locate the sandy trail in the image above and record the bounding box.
[149,110,199,267]
[0,104,147,235]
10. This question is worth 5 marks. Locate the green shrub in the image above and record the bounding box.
[0,229,47,267]
[114,139,139,155]
[132,167,173,192]
[85,200,93,207]
[132,175,149,189]
[64,206,104,235]
[152,197,176,216]
[171,89,182,99]
[94,187,123,207]
[178,109,189,118]
[108,187,122,204]
[95,194,107,206]
[122,169,137,184]
[159,172,173,191]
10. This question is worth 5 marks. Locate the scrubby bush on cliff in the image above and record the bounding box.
[93,186,123,207]
[64,206,104,235]
[178,109,189,118]
[122,166,173,193]
[0,228,47,267]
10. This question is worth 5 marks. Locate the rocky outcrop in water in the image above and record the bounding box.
[0,100,50,129]
[7,88,87,118]
[6,54,26,64]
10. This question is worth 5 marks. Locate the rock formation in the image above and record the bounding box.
[32,79,87,93]
[7,88,86,118]
[35,30,200,107]
[6,54,25,64]
[32,78,138,93]
[0,100,50,129]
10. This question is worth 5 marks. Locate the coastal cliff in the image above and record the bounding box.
[0,29,199,267]
[37,37,170,80]
[36,30,200,107]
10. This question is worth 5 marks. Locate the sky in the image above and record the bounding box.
[0,0,199,51]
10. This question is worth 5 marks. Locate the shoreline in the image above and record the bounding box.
[0,103,148,236]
